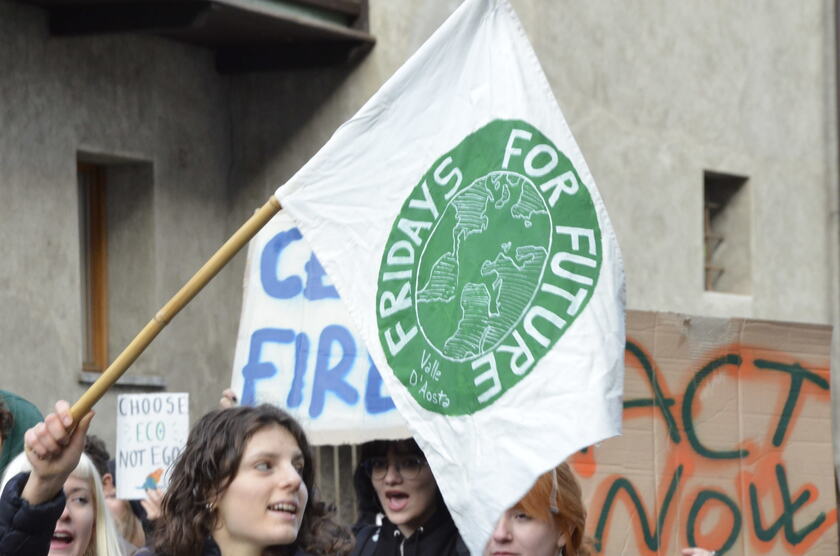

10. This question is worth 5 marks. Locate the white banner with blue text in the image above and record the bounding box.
[231,211,409,445]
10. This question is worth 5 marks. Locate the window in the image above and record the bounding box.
[79,163,108,371]
[703,171,750,293]
[78,158,154,373]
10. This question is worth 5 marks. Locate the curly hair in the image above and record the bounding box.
[153,405,337,556]
[303,500,356,555]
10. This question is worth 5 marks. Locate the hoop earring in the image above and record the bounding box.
[550,468,560,514]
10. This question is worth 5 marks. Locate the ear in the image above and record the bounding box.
[102,473,116,494]
[207,489,222,513]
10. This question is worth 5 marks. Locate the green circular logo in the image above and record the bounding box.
[376,119,602,415]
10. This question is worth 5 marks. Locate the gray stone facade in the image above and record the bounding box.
[1,0,837,516]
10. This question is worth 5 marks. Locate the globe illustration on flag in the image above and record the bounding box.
[415,170,551,362]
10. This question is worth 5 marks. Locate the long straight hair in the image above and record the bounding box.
[1,452,125,556]
[516,462,589,556]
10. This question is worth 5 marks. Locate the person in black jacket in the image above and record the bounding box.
[0,400,109,555]
[351,439,467,556]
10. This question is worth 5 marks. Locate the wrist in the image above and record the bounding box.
[21,472,65,506]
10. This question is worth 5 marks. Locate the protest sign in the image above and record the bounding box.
[577,310,837,555]
[230,211,408,444]
[116,393,189,500]
[275,0,625,551]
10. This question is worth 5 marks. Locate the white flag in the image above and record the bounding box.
[276,0,625,552]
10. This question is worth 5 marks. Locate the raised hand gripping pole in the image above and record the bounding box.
[70,195,282,422]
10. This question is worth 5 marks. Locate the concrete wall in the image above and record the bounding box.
[230,0,838,323]
[0,1,237,449]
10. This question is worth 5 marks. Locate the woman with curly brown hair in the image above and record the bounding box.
[484,462,590,556]
[138,404,351,556]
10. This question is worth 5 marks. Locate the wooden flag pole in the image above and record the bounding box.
[70,195,282,422]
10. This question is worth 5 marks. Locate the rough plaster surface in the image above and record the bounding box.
[0,1,235,449]
[1,0,838,468]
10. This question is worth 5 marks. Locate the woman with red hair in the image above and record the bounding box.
[484,462,590,556]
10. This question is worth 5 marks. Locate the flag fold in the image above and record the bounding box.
[276,0,625,552]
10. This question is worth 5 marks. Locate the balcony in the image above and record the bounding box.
[17,0,375,73]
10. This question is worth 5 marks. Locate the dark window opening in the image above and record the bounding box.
[703,171,751,293]
[79,163,108,371]
[79,158,154,373]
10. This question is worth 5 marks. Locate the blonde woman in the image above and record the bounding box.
[0,401,124,555]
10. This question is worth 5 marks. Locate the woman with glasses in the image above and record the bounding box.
[351,439,468,556]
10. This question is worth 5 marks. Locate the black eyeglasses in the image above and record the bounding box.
[363,456,427,480]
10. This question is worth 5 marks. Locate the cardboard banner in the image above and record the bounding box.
[230,212,408,445]
[577,311,837,555]
[115,393,189,500]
